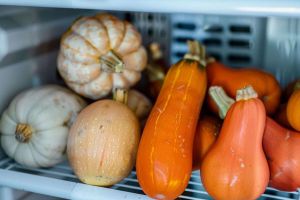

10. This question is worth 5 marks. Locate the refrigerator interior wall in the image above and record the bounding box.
[0,6,299,200]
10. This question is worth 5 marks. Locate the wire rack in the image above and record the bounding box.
[0,157,298,200]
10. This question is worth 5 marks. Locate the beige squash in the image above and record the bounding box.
[127,89,152,120]
[0,85,86,168]
[67,99,140,186]
[58,13,147,99]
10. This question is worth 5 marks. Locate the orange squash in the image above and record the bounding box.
[136,41,207,200]
[192,115,221,170]
[201,86,269,200]
[207,60,281,115]
[263,117,300,191]
[287,81,300,131]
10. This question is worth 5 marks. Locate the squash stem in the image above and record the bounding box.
[15,124,33,143]
[184,40,206,67]
[236,85,258,101]
[100,50,124,73]
[113,88,128,105]
[209,86,235,119]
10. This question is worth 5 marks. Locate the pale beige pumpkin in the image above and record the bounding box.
[58,13,147,99]
[67,98,140,186]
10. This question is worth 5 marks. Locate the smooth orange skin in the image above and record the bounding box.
[136,59,207,200]
[192,115,221,170]
[263,118,300,191]
[201,98,269,200]
[287,89,300,131]
[207,61,281,115]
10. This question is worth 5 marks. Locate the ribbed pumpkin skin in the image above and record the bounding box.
[192,115,220,170]
[58,13,147,99]
[287,89,300,131]
[201,98,269,200]
[263,118,300,191]
[136,59,207,200]
[207,61,281,115]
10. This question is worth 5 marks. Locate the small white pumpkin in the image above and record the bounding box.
[0,85,86,168]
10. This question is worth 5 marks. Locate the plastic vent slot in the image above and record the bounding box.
[230,25,251,34]
[228,39,251,49]
[130,13,171,65]
[171,14,266,67]
[204,25,223,33]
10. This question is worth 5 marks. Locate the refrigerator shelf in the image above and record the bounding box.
[0,157,298,200]
[1,0,300,17]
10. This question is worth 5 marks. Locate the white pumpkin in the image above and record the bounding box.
[0,85,86,168]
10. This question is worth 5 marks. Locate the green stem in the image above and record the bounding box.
[209,86,235,119]
[100,50,124,73]
[113,88,128,105]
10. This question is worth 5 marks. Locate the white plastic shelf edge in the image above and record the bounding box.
[0,169,150,200]
[1,0,300,17]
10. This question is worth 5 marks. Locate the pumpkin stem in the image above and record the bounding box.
[15,124,33,143]
[113,88,128,104]
[293,81,300,91]
[150,42,163,60]
[184,40,206,67]
[100,50,124,73]
[146,43,165,82]
[236,85,258,101]
[209,86,235,119]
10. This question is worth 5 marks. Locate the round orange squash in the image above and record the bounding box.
[67,97,140,186]
[287,81,300,131]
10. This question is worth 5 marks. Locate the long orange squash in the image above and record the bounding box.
[192,115,221,170]
[207,60,281,115]
[287,81,300,131]
[136,41,207,200]
[201,86,269,200]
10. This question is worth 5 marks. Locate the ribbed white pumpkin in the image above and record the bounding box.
[0,85,86,168]
[58,13,147,99]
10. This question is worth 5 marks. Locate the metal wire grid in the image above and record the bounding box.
[0,158,298,200]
